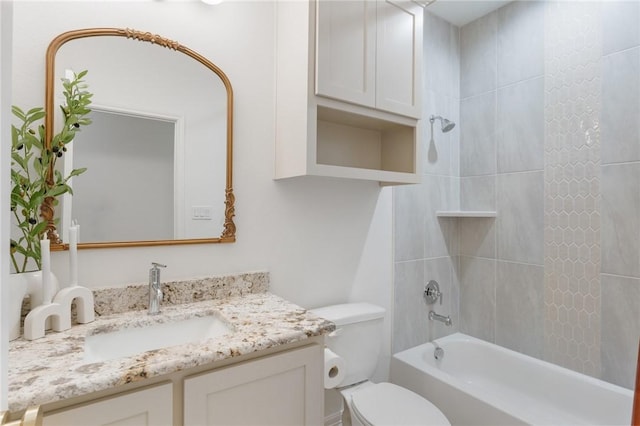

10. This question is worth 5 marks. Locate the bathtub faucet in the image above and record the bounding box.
[429,310,452,326]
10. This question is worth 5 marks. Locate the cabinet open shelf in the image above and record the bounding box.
[314,106,419,184]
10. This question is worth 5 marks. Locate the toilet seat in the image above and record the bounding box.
[349,382,450,426]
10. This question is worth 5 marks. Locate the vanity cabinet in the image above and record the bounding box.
[43,383,173,426]
[184,344,323,426]
[39,342,323,426]
[275,0,423,185]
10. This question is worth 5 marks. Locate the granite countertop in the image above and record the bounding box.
[8,291,335,413]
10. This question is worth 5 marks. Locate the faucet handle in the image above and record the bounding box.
[424,280,443,305]
[149,262,167,286]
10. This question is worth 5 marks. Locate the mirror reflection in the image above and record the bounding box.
[45,28,235,249]
[71,109,176,242]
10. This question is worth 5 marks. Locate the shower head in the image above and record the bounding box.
[430,115,456,133]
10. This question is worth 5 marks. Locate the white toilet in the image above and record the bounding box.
[311,303,450,426]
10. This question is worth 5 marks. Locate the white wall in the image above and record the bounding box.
[9,0,393,342]
[1,0,14,411]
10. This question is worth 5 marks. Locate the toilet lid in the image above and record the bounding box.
[351,383,450,426]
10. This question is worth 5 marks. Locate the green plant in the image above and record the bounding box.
[10,70,92,273]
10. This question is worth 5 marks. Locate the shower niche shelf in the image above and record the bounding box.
[436,211,497,218]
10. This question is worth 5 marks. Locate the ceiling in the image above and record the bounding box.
[424,0,513,27]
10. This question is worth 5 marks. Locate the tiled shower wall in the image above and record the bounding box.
[599,0,640,388]
[393,11,461,353]
[393,1,640,389]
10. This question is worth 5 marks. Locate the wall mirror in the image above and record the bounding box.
[44,28,235,250]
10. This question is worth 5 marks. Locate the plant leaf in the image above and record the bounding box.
[11,105,26,120]
[69,167,87,177]
[45,185,69,198]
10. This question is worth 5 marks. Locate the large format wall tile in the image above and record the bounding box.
[601,163,640,277]
[394,184,426,262]
[497,171,544,265]
[601,273,640,389]
[424,175,457,258]
[424,90,456,177]
[497,0,545,87]
[449,96,461,179]
[496,261,544,359]
[458,256,496,342]
[497,77,544,173]
[601,48,640,165]
[460,12,497,98]
[602,0,640,55]
[424,11,459,97]
[460,91,496,177]
[460,175,496,211]
[393,260,426,353]
[393,257,457,353]
[459,176,496,258]
[424,257,458,341]
[458,218,496,259]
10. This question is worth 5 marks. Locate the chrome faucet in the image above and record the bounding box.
[149,262,167,315]
[424,280,452,326]
[429,310,452,326]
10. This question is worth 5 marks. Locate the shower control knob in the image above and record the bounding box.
[424,280,442,305]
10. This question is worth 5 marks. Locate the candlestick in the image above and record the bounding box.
[41,234,52,304]
[69,221,78,287]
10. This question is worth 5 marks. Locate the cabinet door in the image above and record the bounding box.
[184,345,323,426]
[316,0,376,108]
[43,383,173,426]
[376,0,423,118]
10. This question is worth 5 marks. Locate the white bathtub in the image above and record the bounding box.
[390,333,634,426]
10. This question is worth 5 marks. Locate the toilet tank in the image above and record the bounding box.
[310,303,385,387]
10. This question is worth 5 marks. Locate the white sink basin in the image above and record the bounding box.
[83,314,234,363]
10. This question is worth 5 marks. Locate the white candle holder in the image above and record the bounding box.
[23,286,95,340]
[23,222,95,340]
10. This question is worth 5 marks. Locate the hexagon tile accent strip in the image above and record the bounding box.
[543,1,602,378]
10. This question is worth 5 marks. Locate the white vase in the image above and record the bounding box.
[8,271,60,340]
[22,270,60,309]
[8,273,29,340]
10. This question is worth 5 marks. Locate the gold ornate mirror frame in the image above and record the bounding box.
[44,28,235,250]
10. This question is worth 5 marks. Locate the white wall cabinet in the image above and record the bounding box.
[374,0,422,118]
[316,0,422,118]
[275,0,423,185]
[315,1,376,108]
[184,345,323,426]
[43,383,173,426]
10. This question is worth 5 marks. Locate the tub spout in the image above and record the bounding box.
[429,310,452,326]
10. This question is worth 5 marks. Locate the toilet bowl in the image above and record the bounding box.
[340,381,450,426]
[311,303,450,426]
